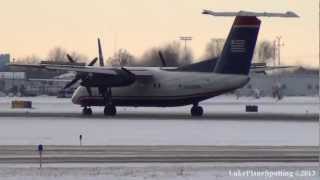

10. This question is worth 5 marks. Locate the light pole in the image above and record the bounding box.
[275,36,284,66]
[273,40,277,66]
[179,36,192,50]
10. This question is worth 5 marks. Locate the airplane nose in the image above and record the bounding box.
[71,87,82,105]
[240,76,250,87]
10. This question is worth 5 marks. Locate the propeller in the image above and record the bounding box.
[98,38,104,67]
[66,54,76,63]
[158,51,167,67]
[87,57,98,66]
[63,38,132,100]
[63,56,98,96]
[64,38,104,96]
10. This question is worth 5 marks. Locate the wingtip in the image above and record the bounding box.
[202,9,212,15]
[286,11,300,18]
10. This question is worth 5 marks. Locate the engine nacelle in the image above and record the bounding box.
[80,72,135,88]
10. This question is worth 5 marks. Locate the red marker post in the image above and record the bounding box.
[38,144,44,168]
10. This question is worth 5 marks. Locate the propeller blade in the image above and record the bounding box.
[63,76,81,89]
[97,38,104,67]
[158,51,167,67]
[88,57,98,66]
[86,86,92,96]
[66,54,75,63]
[121,67,135,76]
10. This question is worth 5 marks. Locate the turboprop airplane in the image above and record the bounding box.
[10,10,298,116]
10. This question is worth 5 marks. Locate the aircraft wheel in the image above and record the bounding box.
[104,105,117,116]
[82,107,92,116]
[191,106,203,117]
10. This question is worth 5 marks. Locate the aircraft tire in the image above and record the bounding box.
[82,107,92,116]
[104,105,117,116]
[191,106,203,117]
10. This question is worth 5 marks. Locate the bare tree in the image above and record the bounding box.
[139,41,193,66]
[47,47,89,64]
[47,47,68,62]
[108,49,135,66]
[256,40,275,64]
[161,41,181,66]
[138,48,161,66]
[14,55,40,64]
[69,51,88,63]
[203,38,225,59]
[179,47,193,65]
[203,39,274,64]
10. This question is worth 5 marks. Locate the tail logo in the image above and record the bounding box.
[231,39,246,53]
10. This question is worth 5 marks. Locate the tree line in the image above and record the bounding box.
[15,39,275,66]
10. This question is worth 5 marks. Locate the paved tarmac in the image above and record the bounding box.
[0,111,317,121]
[0,145,318,163]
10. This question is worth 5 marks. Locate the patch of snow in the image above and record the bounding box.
[0,163,317,180]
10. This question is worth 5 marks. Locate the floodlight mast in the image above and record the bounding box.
[202,10,299,18]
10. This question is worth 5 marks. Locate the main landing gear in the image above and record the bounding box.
[81,87,117,116]
[191,104,203,117]
[104,104,116,116]
[81,105,116,116]
[101,87,117,116]
[82,106,92,116]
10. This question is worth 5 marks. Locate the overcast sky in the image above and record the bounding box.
[0,0,318,67]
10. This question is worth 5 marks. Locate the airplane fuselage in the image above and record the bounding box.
[71,68,249,107]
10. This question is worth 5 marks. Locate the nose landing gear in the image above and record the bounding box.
[82,107,92,116]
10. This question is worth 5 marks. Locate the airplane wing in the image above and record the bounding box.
[251,65,296,74]
[28,78,72,82]
[45,65,118,75]
[9,63,153,78]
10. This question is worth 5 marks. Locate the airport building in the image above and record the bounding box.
[240,72,318,97]
[0,54,10,71]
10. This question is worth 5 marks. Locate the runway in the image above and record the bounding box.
[1,96,318,121]
[0,112,317,121]
[0,145,318,163]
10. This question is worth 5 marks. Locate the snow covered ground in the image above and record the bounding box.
[0,163,318,180]
[0,116,317,145]
[0,95,318,114]
[0,96,317,146]
[0,96,318,179]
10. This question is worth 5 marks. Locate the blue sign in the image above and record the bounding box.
[38,144,43,152]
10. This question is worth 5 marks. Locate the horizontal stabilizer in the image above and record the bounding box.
[202,10,299,18]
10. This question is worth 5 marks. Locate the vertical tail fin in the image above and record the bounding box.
[214,16,261,75]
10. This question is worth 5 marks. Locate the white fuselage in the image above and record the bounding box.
[71,67,249,107]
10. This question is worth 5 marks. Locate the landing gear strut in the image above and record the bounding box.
[191,104,203,117]
[100,87,117,116]
[82,107,92,116]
